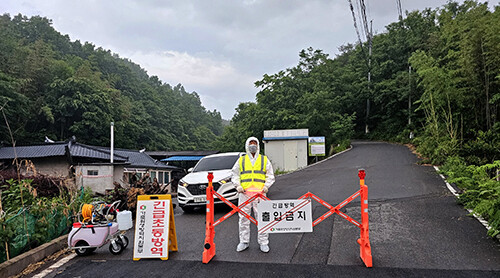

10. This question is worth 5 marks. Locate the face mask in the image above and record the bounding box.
[248,145,258,153]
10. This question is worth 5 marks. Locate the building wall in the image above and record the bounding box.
[264,141,284,171]
[264,139,308,172]
[27,158,70,177]
[113,165,127,187]
[296,139,308,169]
[75,165,115,194]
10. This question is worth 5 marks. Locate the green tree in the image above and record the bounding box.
[0,13,224,150]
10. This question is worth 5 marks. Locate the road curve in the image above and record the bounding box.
[34,141,500,278]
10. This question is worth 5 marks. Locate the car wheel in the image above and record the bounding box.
[181,205,195,213]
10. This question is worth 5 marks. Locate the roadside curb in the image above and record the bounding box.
[0,234,68,278]
[433,166,500,241]
[277,145,353,177]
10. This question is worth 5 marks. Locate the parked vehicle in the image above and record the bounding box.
[177,152,243,212]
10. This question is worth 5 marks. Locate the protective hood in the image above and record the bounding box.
[245,136,260,158]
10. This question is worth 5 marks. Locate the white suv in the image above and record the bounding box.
[177,152,244,212]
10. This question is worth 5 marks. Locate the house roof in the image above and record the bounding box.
[0,141,129,162]
[147,150,219,157]
[0,140,179,170]
[71,143,128,162]
[95,147,178,170]
[147,151,219,157]
[0,143,67,159]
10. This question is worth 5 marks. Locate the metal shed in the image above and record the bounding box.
[262,129,309,172]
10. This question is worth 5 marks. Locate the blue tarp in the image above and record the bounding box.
[161,155,205,162]
[262,136,309,141]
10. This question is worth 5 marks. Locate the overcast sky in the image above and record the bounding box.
[1,0,466,119]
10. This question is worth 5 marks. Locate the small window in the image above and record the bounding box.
[87,170,99,176]
[164,172,170,183]
[151,171,157,180]
[159,172,164,184]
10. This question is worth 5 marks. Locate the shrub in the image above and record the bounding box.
[441,157,500,237]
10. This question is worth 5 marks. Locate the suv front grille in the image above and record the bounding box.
[186,183,221,196]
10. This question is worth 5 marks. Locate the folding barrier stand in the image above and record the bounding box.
[202,172,269,263]
[202,169,372,267]
[202,172,216,263]
[296,169,372,267]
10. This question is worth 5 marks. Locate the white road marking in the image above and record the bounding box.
[433,166,459,197]
[433,166,493,232]
[32,252,76,278]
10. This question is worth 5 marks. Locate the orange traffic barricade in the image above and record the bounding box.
[202,169,372,267]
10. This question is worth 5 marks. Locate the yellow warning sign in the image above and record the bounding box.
[133,194,178,261]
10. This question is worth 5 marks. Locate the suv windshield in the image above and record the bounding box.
[193,155,240,172]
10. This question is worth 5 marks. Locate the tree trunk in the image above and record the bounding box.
[481,37,491,130]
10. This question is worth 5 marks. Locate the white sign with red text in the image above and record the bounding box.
[133,199,170,259]
[257,199,313,233]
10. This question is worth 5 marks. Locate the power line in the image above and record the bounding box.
[348,0,369,69]
[353,0,366,40]
[396,0,403,21]
[366,19,372,134]
[359,0,370,42]
[347,0,373,134]
[348,0,364,50]
[358,0,372,134]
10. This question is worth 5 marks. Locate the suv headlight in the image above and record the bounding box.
[219,176,232,184]
[179,180,188,187]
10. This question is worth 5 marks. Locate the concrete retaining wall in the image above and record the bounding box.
[0,234,68,278]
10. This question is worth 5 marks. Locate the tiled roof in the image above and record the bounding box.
[147,150,219,157]
[97,147,178,170]
[72,143,127,162]
[0,141,179,169]
[0,143,66,159]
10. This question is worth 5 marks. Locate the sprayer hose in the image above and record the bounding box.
[82,204,93,223]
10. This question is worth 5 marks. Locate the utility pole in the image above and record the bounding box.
[365,20,372,134]
[408,66,411,126]
[397,0,403,22]
[110,122,114,163]
[348,0,373,134]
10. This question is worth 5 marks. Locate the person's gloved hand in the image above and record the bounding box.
[236,186,245,193]
[262,186,269,193]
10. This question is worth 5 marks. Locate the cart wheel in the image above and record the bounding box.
[75,240,94,256]
[109,240,124,255]
[118,235,129,249]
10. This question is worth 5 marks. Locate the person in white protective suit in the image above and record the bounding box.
[231,136,275,253]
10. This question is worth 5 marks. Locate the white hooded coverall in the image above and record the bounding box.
[231,136,275,245]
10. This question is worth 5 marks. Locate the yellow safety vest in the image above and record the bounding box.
[239,154,268,191]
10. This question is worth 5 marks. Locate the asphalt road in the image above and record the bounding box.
[31,141,500,277]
